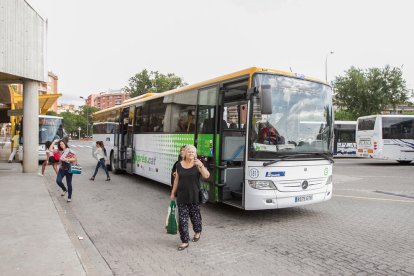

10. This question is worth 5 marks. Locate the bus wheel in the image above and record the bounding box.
[110,152,121,174]
[397,160,412,164]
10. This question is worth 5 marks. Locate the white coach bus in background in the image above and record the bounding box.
[91,122,117,168]
[356,114,414,164]
[333,121,357,157]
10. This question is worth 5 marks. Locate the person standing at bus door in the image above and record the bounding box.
[8,132,20,163]
[171,145,186,186]
[50,139,77,202]
[38,141,59,176]
[89,141,110,181]
[170,145,210,251]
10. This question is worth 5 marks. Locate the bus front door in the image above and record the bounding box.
[218,79,248,208]
[118,107,134,173]
[195,86,218,203]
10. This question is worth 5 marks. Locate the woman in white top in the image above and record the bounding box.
[90,141,110,181]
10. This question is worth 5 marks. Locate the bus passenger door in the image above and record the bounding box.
[195,86,218,203]
[118,107,134,172]
[219,79,249,208]
[125,107,134,173]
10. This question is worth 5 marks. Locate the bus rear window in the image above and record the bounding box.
[358,118,375,131]
[382,117,414,139]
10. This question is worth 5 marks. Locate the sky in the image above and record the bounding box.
[28,0,414,106]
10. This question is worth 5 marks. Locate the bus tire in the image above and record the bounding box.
[110,152,122,174]
[397,160,412,164]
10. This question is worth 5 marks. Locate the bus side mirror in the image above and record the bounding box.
[259,85,272,114]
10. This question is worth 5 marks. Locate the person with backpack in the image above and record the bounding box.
[90,141,110,181]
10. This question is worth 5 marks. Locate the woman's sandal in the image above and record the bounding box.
[89,177,95,181]
[192,233,201,242]
[105,178,111,181]
[177,243,189,251]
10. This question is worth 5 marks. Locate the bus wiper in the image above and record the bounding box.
[305,152,335,163]
[263,155,293,166]
[262,152,334,166]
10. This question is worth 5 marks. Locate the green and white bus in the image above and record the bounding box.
[93,67,334,210]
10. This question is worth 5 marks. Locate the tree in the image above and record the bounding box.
[78,105,100,137]
[333,65,409,118]
[124,69,187,98]
[45,110,58,116]
[60,111,80,136]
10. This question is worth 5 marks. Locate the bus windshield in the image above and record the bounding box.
[39,117,66,144]
[250,74,333,159]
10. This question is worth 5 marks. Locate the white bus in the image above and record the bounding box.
[333,121,357,157]
[18,115,68,161]
[93,67,334,210]
[356,115,414,164]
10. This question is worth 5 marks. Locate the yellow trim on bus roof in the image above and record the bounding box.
[93,67,326,116]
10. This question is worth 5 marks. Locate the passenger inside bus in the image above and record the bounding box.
[257,122,285,145]
[185,111,195,133]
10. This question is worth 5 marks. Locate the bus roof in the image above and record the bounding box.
[357,114,414,120]
[93,67,328,117]
[334,120,357,125]
[39,115,63,119]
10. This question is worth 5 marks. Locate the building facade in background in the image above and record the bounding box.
[57,103,77,114]
[14,71,60,113]
[85,89,129,110]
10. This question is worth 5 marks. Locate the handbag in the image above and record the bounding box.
[199,184,209,204]
[70,164,82,174]
[166,200,178,234]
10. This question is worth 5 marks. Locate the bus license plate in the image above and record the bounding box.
[295,195,313,202]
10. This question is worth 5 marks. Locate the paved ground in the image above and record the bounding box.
[39,141,414,276]
[0,162,87,276]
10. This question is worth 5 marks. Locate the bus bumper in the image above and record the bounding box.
[244,184,332,210]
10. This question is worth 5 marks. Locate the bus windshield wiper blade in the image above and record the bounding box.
[262,152,334,166]
[306,152,335,163]
[262,155,292,166]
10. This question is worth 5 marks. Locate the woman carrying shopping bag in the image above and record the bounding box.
[170,145,210,251]
[50,139,77,202]
[90,141,110,181]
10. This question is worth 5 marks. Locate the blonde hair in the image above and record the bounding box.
[183,144,197,160]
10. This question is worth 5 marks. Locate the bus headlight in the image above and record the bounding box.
[248,180,277,190]
[325,175,332,185]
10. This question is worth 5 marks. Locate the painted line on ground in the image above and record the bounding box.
[334,194,414,203]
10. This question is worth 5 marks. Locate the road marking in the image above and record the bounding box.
[334,194,414,203]
[69,145,92,148]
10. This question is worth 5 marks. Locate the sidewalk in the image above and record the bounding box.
[0,162,86,276]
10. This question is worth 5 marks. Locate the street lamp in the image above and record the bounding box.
[325,51,334,83]
[79,96,88,138]
[78,127,81,141]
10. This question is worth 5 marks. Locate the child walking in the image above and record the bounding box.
[90,141,110,181]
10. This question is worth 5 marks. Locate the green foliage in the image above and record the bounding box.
[60,111,80,136]
[124,69,187,98]
[333,65,409,118]
[335,110,356,121]
[45,110,58,116]
[59,105,100,138]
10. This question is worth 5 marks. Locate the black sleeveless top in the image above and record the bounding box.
[176,162,200,205]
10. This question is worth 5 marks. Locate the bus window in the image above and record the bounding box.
[382,117,414,139]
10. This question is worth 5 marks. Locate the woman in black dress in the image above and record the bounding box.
[170,145,210,251]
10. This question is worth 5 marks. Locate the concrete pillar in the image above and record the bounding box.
[23,80,39,173]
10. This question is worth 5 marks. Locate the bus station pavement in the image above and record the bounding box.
[0,161,110,276]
